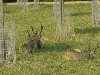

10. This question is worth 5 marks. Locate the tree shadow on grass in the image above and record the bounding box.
[71,12,91,16]
[75,27,100,34]
[4,9,20,13]
[4,11,15,14]
[36,42,71,53]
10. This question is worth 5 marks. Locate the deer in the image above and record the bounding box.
[64,41,100,61]
[31,25,43,49]
[19,25,43,54]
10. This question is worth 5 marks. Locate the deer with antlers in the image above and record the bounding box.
[19,25,43,54]
[64,41,100,61]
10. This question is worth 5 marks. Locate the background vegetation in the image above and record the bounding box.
[4,0,92,3]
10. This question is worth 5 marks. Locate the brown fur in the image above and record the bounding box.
[19,25,43,54]
[64,41,100,61]
[64,50,95,61]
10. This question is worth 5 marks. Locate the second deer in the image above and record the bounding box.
[64,41,100,61]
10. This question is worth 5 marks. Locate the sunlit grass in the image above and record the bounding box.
[0,3,100,75]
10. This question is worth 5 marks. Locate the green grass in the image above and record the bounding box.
[0,3,100,75]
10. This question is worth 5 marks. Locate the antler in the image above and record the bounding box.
[39,25,43,38]
[93,41,100,51]
[88,39,91,51]
[27,30,31,40]
[30,26,34,35]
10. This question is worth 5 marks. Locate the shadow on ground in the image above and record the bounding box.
[71,12,91,16]
[75,27,100,34]
[36,42,71,53]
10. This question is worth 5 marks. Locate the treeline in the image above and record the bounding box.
[3,0,91,3]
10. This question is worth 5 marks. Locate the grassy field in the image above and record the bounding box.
[0,3,100,75]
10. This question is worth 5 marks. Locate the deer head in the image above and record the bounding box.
[92,41,100,54]
[88,40,100,55]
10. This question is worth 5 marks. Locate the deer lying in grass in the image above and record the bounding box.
[64,41,100,61]
[18,25,43,54]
